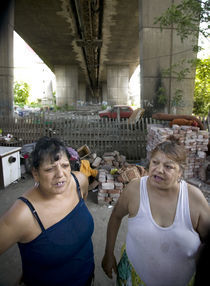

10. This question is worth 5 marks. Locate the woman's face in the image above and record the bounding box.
[33,151,72,196]
[148,151,182,189]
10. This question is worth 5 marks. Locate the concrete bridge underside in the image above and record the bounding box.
[0,0,198,116]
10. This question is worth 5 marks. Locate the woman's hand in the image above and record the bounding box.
[101,252,117,279]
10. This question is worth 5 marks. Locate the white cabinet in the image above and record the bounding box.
[0,147,21,188]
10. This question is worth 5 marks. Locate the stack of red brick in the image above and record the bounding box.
[86,151,147,206]
[146,124,209,180]
[97,170,124,206]
[96,151,127,206]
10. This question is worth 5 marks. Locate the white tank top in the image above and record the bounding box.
[126,176,201,286]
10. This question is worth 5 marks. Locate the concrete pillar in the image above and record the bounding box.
[42,80,53,106]
[102,83,107,103]
[0,0,14,117]
[139,0,198,114]
[106,65,129,106]
[78,82,86,105]
[54,65,78,107]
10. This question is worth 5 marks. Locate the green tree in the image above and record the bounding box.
[154,0,209,113]
[193,58,210,116]
[153,78,168,111]
[154,0,209,48]
[14,81,30,106]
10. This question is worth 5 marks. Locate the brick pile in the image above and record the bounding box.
[96,151,126,206]
[146,124,209,180]
[97,170,124,206]
[87,151,146,206]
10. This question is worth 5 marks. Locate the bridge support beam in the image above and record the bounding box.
[54,65,78,108]
[139,0,197,114]
[102,83,108,103]
[106,65,129,106]
[78,82,86,105]
[0,0,14,117]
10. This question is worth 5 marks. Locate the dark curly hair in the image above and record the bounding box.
[31,136,71,170]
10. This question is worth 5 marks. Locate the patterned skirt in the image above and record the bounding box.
[116,244,195,286]
[117,244,146,286]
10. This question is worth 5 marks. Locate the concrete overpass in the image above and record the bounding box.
[0,0,198,116]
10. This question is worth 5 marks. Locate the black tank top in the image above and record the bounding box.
[18,173,94,286]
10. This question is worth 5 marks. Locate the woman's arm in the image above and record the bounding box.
[102,178,141,278]
[188,184,210,241]
[197,195,210,241]
[0,200,27,255]
[101,184,130,278]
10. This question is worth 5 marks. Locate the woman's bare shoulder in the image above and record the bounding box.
[125,177,142,217]
[0,197,35,252]
[1,197,33,227]
[187,182,210,237]
[72,171,89,198]
[187,183,210,217]
[126,178,141,196]
[73,170,88,181]
[187,183,208,204]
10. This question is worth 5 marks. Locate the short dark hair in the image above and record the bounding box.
[31,136,71,169]
[150,136,186,171]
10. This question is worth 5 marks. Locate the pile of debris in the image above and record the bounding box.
[0,133,18,144]
[146,124,209,180]
[86,151,147,206]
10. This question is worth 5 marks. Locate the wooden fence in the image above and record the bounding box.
[0,113,209,161]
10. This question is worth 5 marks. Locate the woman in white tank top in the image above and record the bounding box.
[102,136,210,286]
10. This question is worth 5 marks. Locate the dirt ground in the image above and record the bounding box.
[0,174,127,286]
[0,174,209,286]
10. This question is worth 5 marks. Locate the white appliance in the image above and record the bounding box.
[0,146,21,188]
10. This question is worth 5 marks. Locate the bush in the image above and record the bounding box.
[193,58,210,116]
[14,81,30,106]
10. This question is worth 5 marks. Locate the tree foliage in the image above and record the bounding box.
[154,0,209,44]
[193,58,210,116]
[14,81,30,106]
[154,0,209,114]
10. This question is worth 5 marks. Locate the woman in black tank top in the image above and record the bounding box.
[0,136,95,286]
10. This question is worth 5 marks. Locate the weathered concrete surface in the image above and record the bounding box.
[14,0,139,88]
[0,0,14,117]
[0,0,199,113]
[0,175,128,286]
[139,0,198,114]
